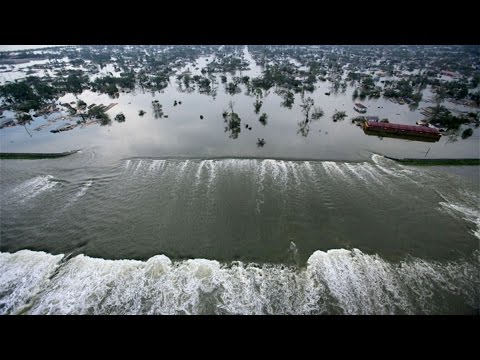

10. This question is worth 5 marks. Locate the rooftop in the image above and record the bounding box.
[366,121,440,134]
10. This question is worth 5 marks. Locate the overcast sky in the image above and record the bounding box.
[0,45,65,52]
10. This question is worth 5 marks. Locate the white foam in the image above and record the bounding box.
[344,163,368,182]
[399,169,415,175]
[259,160,289,189]
[1,248,476,315]
[371,154,384,165]
[440,202,479,221]
[10,175,59,203]
[195,160,206,187]
[160,160,167,172]
[303,161,313,172]
[206,160,217,189]
[255,161,267,214]
[322,161,350,182]
[225,159,253,173]
[374,163,402,178]
[439,201,480,239]
[263,159,281,182]
[289,241,300,265]
[307,249,409,314]
[370,155,414,180]
[0,250,63,315]
[178,160,190,176]
[148,160,166,173]
[288,161,300,185]
[360,163,384,185]
[148,160,157,172]
[300,161,316,182]
[133,160,144,175]
[222,159,237,171]
[278,161,289,188]
[75,180,92,199]
[397,255,480,312]
[371,154,398,169]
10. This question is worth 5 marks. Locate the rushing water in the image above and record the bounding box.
[1,47,479,314]
[1,154,479,314]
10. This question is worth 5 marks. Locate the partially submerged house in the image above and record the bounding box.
[354,103,367,113]
[363,120,441,142]
[366,116,379,122]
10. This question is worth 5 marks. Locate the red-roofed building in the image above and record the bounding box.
[363,121,441,141]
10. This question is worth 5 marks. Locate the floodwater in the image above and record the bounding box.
[0,47,479,314]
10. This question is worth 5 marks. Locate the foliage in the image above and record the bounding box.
[254,99,263,114]
[461,128,473,139]
[279,89,294,108]
[332,110,347,122]
[76,99,87,108]
[300,96,314,118]
[223,101,241,139]
[257,138,266,147]
[259,113,268,126]
[114,113,126,122]
[16,112,33,125]
[87,105,111,125]
[311,106,324,120]
[428,105,469,130]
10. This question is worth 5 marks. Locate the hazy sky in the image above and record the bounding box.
[0,45,64,52]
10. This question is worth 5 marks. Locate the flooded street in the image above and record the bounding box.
[0,45,479,314]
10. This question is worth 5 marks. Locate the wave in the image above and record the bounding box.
[436,187,480,240]
[1,248,477,315]
[62,180,93,209]
[439,201,480,240]
[0,250,63,315]
[119,156,417,188]
[114,157,479,221]
[75,180,93,199]
[7,175,59,203]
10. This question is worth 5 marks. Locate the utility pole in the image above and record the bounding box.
[425,147,431,158]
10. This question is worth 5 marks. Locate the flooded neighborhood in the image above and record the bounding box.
[0,45,479,315]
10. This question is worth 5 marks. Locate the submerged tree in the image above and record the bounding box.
[223,101,241,139]
[259,113,268,126]
[297,119,310,137]
[461,128,473,139]
[87,105,111,125]
[226,81,241,95]
[114,113,126,122]
[206,74,218,98]
[16,112,33,125]
[254,99,263,114]
[352,88,359,99]
[98,115,112,126]
[311,106,324,120]
[279,89,294,109]
[76,99,87,109]
[332,110,347,122]
[300,95,314,120]
[296,95,318,137]
[152,100,163,118]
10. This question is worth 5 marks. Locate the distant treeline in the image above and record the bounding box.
[1,45,479,117]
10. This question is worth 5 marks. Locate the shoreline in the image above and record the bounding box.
[384,156,480,166]
[0,150,79,159]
